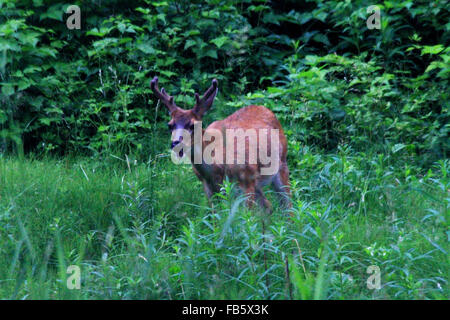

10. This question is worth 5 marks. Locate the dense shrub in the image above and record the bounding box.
[0,0,448,165]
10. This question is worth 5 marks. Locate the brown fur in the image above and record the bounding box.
[196,105,291,212]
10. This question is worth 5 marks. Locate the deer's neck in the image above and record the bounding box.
[189,129,214,177]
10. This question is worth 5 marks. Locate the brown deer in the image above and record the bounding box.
[150,76,291,213]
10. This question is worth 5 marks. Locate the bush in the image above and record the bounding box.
[0,0,448,165]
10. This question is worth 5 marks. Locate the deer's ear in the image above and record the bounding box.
[198,87,218,113]
[193,79,218,117]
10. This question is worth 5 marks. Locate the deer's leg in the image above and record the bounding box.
[239,182,256,209]
[201,177,223,212]
[255,187,273,214]
[194,166,218,207]
[201,180,218,217]
[240,181,272,213]
[202,180,214,201]
[272,163,292,209]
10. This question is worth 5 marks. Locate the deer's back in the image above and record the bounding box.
[208,105,283,132]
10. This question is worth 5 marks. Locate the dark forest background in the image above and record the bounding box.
[1,0,448,165]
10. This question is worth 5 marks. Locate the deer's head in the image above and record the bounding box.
[150,77,218,157]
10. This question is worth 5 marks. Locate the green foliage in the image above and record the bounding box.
[0,154,447,299]
[0,0,448,300]
[0,0,289,155]
[240,51,449,166]
[0,0,448,161]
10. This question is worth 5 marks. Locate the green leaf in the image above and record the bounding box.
[421,45,444,55]
[40,4,63,21]
[204,49,218,59]
[184,39,196,50]
[210,36,229,49]
[137,43,156,54]
[0,39,20,51]
[135,7,150,14]
[151,1,168,6]
[39,118,52,126]
[24,66,42,74]
[159,70,176,78]
[17,78,31,91]
[16,31,41,47]
[313,34,330,46]
[1,83,14,96]
[36,47,58,58]
[98,125,109,132]
[183,30,200,37]
[86,27,113,37]
[392,143,406,153]
[117,23,126,34]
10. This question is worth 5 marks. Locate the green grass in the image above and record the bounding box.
[0,151,448,299]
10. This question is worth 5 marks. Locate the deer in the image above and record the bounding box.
[150,76,291,213]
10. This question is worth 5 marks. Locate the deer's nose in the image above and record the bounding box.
[171,141,180,149]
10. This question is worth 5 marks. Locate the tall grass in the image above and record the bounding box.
[0,152,448,299]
